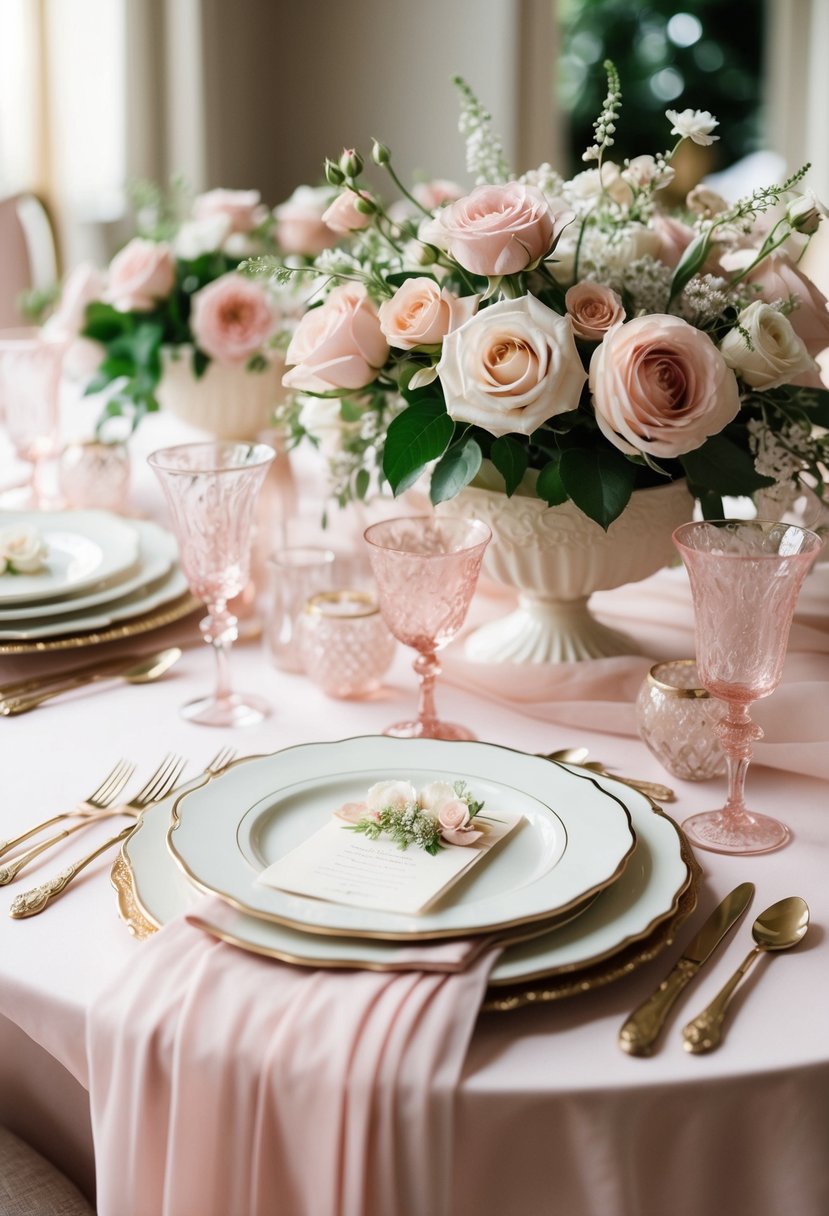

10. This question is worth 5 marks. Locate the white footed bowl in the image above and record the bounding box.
[437,469,693,663]
[155,346,287,440]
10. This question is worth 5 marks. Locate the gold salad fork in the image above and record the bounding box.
[0,759,136,869]
[8,748,235,919]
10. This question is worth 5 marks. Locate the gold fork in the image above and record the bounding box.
[0,759,136,865]
[0,754,186,888]
[8,749,235,919]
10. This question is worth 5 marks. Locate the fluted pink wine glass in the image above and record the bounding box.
[149,441,275,727]
[364,515,491,739]
[673,519,823,854]
[0,328,65,508]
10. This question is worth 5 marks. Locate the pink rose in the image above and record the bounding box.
[192,188,266,234]
[436,182,567,276]
[283,284,389,393]
[190,273,276,366]
[333,801,369,824]
[436,294,587,437]
[378,278,478,350]
[412,179,465,210]
[565,282,624,341]
[321,190,373,235]
[589,314,741,459]
[653,215,696,270]
[438,799,483,847]
[105,239,175,312]
[274,185,338,256]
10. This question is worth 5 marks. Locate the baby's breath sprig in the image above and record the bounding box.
[583,60,621,166]
[349,802,443,855]
[453,76,510,185]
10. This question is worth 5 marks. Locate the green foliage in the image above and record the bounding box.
[382,397,454,495]
[429,435,483,505]
[490,435,529,496]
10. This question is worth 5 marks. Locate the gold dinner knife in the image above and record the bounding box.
[618,882,755,1057]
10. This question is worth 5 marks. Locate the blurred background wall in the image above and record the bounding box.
[0,0,828,283]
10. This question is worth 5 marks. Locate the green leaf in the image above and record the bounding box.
[429,437,482,504]
[192,348,210,379]
[679,432,773,496]
[536,454,567,506]
[382,399,454,495]
[559,447,636,529]
[354,468,370,501]
[82,301,132,343]
[385,271,439,289]
[669,229,712,300]
[340,397,366,423]
[490,435,528,496]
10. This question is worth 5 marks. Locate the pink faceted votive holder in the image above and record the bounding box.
[298,590,396,699]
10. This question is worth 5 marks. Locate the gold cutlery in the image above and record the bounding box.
[0,650,159,698]
[618,882,754,1056]
[0,647,182,716]
[682,896,810,1054]
[0,759,135,863]
[543,749,675,803]
[2,754,186,890]
[8,748,235,919]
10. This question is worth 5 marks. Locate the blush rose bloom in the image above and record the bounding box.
[378,278,478,350]
[565,282,624,341]
[190,273,276,366]
[436,182,566,276]
[274,185,338,256]
[589,314,741,459]
[283,284,389,393]
[720,302,817,389]
[437,799,483,847]
[321,191,373,235]
[436,294,587,438]
[192,188,266,234]
[105,239,175,312]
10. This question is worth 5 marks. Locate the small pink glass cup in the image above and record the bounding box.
[0,327,65,508]
[673,519,823,854]
[148,440,275,727]
[364,515,491,740]
[298,589,396,698]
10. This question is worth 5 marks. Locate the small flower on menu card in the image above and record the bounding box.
[339,778,487,855]
[0,524,49,575]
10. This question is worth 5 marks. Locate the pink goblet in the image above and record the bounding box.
[673,519,823,854]
[364,515,491,740]
[0,328,64,508]
[149,441,275,727]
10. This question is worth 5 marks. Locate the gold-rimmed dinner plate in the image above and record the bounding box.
[164,739,637,941]
[0,509,140,605]
[0,590,200,653]
[112,758,694,993]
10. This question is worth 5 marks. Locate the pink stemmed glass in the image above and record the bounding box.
[0,328,65,508]
[364,515,491,739]
[673,519,823,854]
[149,441,275,727]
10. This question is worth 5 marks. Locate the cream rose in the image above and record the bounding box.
[274,185,338,256]
[720,302,817,389]
[418,781,457,813]
[589,314,741,459]
[378,278,478,350]
[283,284,389,393]
[565,282,624,341]
[436,182,565,276]
[366,780,417,813]
[192,188,266,234]
[190,273,276,366]
[173,215,231,260]
[105,239,175,312]
[297,395,346,456]
[0,524,48,574]
[436,294,587,437]
[321,190,373,236]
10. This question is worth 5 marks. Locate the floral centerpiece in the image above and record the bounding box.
[249,63,829,530]
[46,183,347,438]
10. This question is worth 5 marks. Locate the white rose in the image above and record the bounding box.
[297,395,345,456]
[0,524,48,574]
[436,294,587,438]
[418,781,456,814]
[365,780,417,813]
[174,216,230,260]
[720,301,818,389]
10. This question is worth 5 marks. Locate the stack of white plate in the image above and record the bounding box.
[0,509,198,654]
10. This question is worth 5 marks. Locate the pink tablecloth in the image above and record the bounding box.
[1,409,829,1216]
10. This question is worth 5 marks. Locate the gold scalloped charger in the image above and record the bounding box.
[0,591,200,654]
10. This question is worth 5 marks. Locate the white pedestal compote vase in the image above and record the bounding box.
[437,463,693,663]
[155,346,287,441]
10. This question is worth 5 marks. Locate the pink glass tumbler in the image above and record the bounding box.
[364,515,490,740]
[149,441,275,727]
[673,519,823,854]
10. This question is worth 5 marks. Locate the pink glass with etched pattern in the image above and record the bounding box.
[673,519,823,855]
[149,441,275,727]
[364,515,490,740]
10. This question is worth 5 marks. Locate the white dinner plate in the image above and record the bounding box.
[0,509,140,605]
[0,565,189,639]
[0,519,177,621]
[165,738,635,940]
[115,760,690,985]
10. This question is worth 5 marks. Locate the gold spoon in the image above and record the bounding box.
[682,896,810,1053]
[0,647,183,716]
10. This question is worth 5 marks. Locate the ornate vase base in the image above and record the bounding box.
[463,595,640,664]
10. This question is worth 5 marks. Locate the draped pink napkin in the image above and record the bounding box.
[86,900,503,1216]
